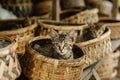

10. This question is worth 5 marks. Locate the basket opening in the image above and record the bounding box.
[31,39,84,59]
[0,38,11,48]
[43,21,85,26]
[0,19,33,31]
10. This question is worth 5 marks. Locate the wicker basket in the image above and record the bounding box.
[0,0,33,17]
[61,8,99,24]
[94,0,113,17]
[0,35,21,80]
[95,53,118,80]
[34,0,52,15]
[0,18,37,55]
[20,36,86,80]
[99,18,120,40]
[76,27,112,66]
[38,20,88,42]
[60,0,85,9]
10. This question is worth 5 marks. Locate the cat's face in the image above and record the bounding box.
[50,29,77,55]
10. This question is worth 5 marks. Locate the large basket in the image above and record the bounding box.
[99,18,120,40]
[38,20,88,42]
[76,27,112,66]
[0,18,37,55]
[20,36,86,80]
[0,0,33,17]
[0,35,21,80]
[61,8,99,24]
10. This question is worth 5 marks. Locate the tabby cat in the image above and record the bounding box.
[84,23,106,41]
[50,29,77,60]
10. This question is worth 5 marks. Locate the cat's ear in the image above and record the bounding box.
[67,30,77,42]
[50,29,58,39]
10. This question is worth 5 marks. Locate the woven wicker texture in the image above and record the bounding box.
[0,0,33,17]
[76,27,112,66]
[99,18,120,40]
[0,18,37,55]
[21,36,86,80]
[61,8,99,24]
[0,35,21,80]
[38,20,88,42]
[95,52,119,80]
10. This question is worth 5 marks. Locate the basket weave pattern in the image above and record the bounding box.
[76,28,112,66]
[0,20,37,55]
[21,37,86,80]
[0,36,21,80]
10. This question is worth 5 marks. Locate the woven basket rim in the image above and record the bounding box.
[0,35,17,54]
[0,18,37,35]
[26,36,86,67]
[38,20,88,30]
[75,27,111,46]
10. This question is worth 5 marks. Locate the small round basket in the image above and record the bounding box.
[99,18,120,40]
[20,36,86,80]
[61,8,99,24]
[0,18,37,55]
[76,27,112,66]
[0,35,21,80]
[38,20,88,42]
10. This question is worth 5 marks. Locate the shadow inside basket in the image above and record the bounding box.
[30,39,84,59]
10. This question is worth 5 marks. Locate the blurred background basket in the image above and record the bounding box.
[0,18,37,55]
[20,36,86,80]
[99,18,120,40]
[61,8,99,24]
[76,27,112,66]
[0,35,21,80]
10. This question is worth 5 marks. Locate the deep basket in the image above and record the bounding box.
[76,27,112,66]
[20,36,86,80]
[0,18,37,55]
[0,35,21,80]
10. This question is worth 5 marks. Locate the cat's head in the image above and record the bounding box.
[50,29,77,55]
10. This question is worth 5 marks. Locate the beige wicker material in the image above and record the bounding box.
[0,19,37,55]
[76,28,112,66]
[111,51,120,68]
[21,36,86,80]
[95,0,113,17]
[38,20,88,42]
[61,8,99,24]
[95,52,118,80]
[99,18,120,40]
[0,35,21,80]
